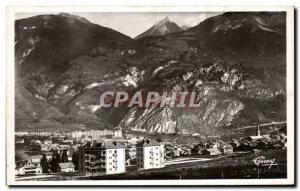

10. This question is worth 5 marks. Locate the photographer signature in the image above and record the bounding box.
[252,156,278,169]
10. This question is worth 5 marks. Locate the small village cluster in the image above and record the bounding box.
[15,125,287,177]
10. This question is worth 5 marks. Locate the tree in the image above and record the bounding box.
[50,150,60,173]
[72,151,79,170]
[56,152,61,163]
[61,149,68,163]
[41,154,49,173]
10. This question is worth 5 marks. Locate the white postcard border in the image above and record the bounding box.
[6,6,295,186]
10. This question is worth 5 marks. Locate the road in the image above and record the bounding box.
[228,121,286,131]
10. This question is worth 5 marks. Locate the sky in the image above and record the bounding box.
[15,12,221,38]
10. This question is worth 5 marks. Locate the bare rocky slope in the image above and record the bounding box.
[15,12,286,135]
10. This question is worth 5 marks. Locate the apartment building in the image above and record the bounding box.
[78,128,123,139]
[78,141,125,176]
[136,139,165,170]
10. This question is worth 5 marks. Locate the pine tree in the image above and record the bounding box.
[62,149,68,163]
[72,151,79,170]
[41,154,49,173]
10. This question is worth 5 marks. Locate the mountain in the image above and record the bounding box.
[135,17,183,39]
[15,13,134,130]
[181,25,192,30]
[15,12,287,136]
[15,12,133,81]
[120,12,286,135]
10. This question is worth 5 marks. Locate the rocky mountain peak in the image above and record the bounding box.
[135,16,182,39]
[155,16,170,25]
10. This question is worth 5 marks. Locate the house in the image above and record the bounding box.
[126,137,139,144]
[71,131,84,139]
[202,148,221,156]
[270,134,281,140]
[230,141,240,151]
[173,145,182,157]
[16,163,42,176]
[15,132,28,136]
[191,144,206,156]
[62,139,74,145]
[113,128,123,138]
[59,144,70,151]
[136,139,165,170]
[41,144,51,151]
[220,144,233,155]
[180,145,192,156]
[16,139,25,144]
[44,139,53,145]
[207,142,219,149]
[31,155,43,163]
[30,139,42,145]
[58,162,75,173]
[247,136,263,141]
[164,144,176,158]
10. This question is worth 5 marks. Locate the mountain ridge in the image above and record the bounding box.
[14,12,286,135]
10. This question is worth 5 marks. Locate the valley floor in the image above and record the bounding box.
[17,149,286,181]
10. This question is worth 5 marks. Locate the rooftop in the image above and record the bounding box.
[80,141,125,149]
[59,162,75,169]
[136,139,161,147]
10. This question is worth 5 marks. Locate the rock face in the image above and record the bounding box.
[15,12,286,135]
[135,17,183,39]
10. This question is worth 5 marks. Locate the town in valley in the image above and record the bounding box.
[15,122,287,180]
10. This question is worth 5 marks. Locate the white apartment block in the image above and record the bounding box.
[136,139,165,170]
[78,141,126,176]
[105,143,126,174]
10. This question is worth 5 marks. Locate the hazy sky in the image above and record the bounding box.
[15,12,221,38]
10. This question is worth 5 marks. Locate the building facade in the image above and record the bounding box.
[78,141,125,176]
[136,139,165,170]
